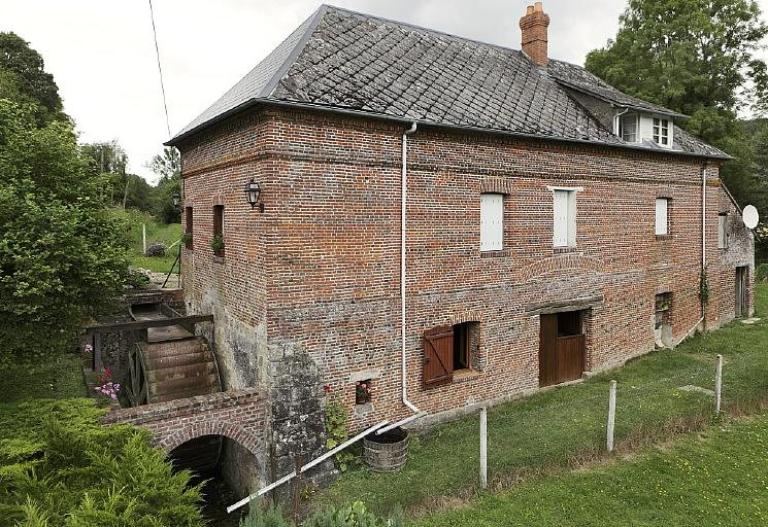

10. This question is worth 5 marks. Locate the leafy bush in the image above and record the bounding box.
[0,100,130,361]
[0,398,204,526]
[145,242,167,257]
[240,504,293,527]
[324,394,357,472]
[303,502,403,527]
[211,234,225,255]
[124,269,151,288]
[757,263,768,282]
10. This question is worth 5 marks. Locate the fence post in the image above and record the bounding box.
[479,406,488,489]
[607,380,617,453]
[142,223,147,254]
[715,354,723,414]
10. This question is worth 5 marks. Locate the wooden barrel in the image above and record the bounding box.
[363,427,409,472]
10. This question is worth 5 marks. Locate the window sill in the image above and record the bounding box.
[354,402,375,417]
[553,246,578,254]
[655,235,673,240]
[453,369,482,383]
[480,249,511,258]
[213,256,225,264]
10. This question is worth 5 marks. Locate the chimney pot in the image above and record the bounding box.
[520,2,550,67]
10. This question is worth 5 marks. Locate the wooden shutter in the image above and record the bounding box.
[423,325,454,388]
[553,190,569,247]
[655,198,668,235]
[480,193,504,251]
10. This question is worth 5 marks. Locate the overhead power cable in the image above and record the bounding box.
[148,0,171,137]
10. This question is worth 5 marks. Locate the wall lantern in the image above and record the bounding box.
[171,192,181,208]
[245,178,264,212]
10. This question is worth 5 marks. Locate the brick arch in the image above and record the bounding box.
[521,254,604,282]
[159,420,262,458]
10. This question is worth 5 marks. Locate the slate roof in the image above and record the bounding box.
[170,5,727,159]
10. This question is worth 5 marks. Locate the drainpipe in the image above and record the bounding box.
[377,122,427,436]
[700,162,708,321]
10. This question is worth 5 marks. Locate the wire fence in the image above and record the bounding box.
[473,346,767,489]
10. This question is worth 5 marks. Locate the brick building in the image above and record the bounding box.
[168,2,754,468]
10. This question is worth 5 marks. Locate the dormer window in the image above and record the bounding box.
[619,113,639,142]
[653,118,670,146]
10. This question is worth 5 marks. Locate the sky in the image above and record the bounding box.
[2,0,767,183]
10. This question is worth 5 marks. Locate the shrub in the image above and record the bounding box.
[125,269,151,288]
[145,242,168,257]
[303,502,403,527]
[240,504,293,527]
[0,398,205,526]
[756,263,768,282]
[211,234,225,255]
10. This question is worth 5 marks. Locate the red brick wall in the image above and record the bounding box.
[177,106,754,431]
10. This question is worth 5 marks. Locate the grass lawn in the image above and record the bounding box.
[316,284,768,517]
[413,413,768,526]
[0,354,86,404]
[124,212,182,274]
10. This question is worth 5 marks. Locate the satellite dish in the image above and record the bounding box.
[743,205,759,229]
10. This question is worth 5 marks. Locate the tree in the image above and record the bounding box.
[585,0,768,133]
[0,32,64,125]
[0,100,129,360]
[149,147,181,224]
[585,0,768,258]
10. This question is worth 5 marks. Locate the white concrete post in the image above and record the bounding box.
[607,380,617,453]
[715,354,723,414]
[480,406,488,489]
[142,223,147,254]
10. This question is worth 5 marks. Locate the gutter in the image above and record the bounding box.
[377,122,427,436]
[165,98,731,162]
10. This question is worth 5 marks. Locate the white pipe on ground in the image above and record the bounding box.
[226,419,390,514]
[377,122,426,436]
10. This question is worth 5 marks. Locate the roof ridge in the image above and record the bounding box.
[321,4,525,58]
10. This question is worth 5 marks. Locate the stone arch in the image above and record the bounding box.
[159,420,262,459]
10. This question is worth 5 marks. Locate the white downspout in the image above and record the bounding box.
[702,163,707,270]
[377,122,427,435]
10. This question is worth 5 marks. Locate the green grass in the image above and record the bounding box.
[121,209,182,274]
[317,284,768,517]
[413,413,768,526]
[0,354,86,404]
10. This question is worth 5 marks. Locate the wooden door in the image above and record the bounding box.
[736,267,748,318]
[539,312,586,387]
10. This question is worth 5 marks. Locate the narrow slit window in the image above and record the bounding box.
[718,213,728,249]
[655,198,670,236]
[184,207,193,249]
[480,193,504,252]
[553,189,576,247]
[213,205,224,257]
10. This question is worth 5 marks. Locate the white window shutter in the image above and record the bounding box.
[553,190,569,247]
[718,215,727,249]
[480,193,503,251]
[655,198,668,235]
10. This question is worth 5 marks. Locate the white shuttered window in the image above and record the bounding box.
[480,193,504,251]
[655,198,669,235]
[553,190,576,247]
[718,213,728,249]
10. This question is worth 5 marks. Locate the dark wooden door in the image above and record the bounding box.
[539,313,586,387]
[736,266,748,318]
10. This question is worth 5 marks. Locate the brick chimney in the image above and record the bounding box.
[520,2,550,67]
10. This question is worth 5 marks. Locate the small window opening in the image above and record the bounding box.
[619,113,638,142]
[653,118,670,146]
[184,207,193,249]
[453,322,479,371]
[213,205,224,257]
[355,379,372,405]
[556,311,583,337]
[718,213,728,249]
[655,293,673,347]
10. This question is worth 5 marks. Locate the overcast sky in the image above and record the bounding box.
[3,0,767,182]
